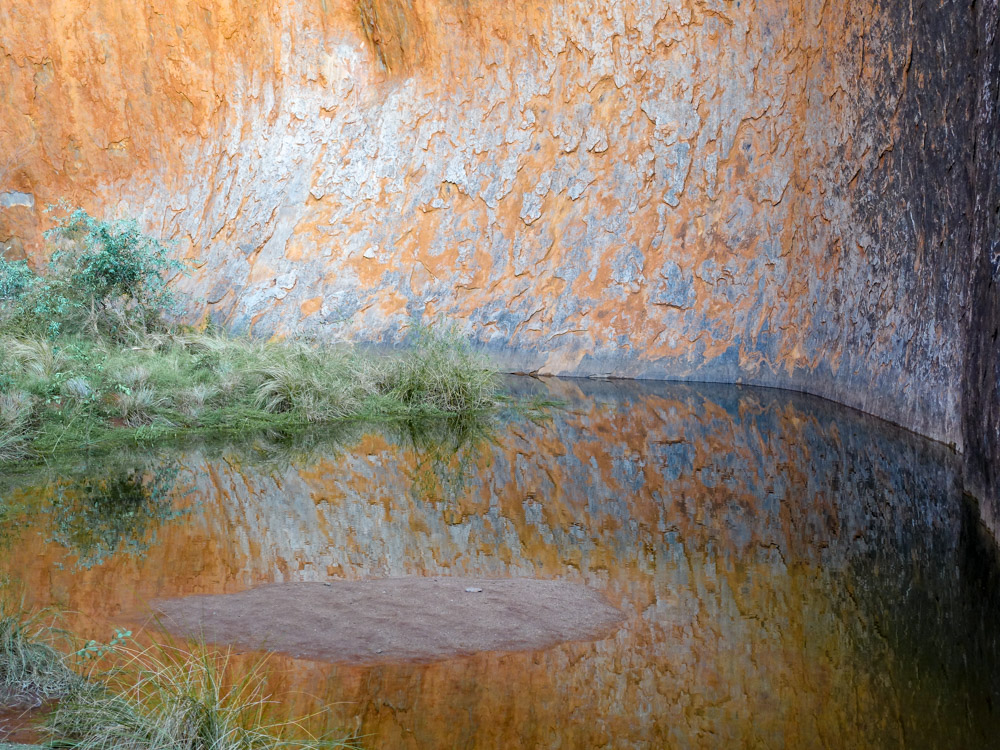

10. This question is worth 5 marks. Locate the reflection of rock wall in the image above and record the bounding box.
[0,1,997,458]
[3,380,998,747]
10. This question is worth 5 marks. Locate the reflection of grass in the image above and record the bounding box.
[391,415,496,504]
[0,399,546,571]
[0,498,27,554]
[186,411,499,474]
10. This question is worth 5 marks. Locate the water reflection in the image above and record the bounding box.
[1,378,998,748]
[45,463,184,569]
[0,414,496,571]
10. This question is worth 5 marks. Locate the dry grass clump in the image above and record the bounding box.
[61,375,95,403]
[0,605,79,706]
[45,643,355,750]
[364,329,501,413]
[0,390,37,462]
[3,336,72,380]
[114,386,168,427]
[175,383,218,418]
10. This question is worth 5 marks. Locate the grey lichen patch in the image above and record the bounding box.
[0,192,34,209]
[651,261,696,309]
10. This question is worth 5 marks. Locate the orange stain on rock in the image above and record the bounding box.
[0,0,978,448]
[299,295,322,319]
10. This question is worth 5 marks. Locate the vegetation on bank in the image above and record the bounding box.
[0,208,503,463]
[0,605,355,749]
[0,606,79,706]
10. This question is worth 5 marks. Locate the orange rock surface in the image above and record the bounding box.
[0,0,984,450]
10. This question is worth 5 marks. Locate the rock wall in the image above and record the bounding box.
[964,0,1000,520]
[0,1,996,466]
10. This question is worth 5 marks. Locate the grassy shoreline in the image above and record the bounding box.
[0,606,356,749]
[1,208,508,464]
[0,328,504,464]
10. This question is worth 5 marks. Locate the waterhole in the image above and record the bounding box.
[1,377,998,748]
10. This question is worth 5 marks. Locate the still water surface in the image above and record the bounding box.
[1,377,999,748]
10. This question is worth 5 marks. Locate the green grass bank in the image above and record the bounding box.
[0,208,504,463]
[0,329,502,463]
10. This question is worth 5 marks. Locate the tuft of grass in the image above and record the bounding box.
[0,605,79,706]
[367,328,501,414]
[0,392,37,462]
[61,376,94,403]
[175,383,218,418]
[0,606,356,749]
[114,386,167,428]
[3,338,71,380]
[45,642,356,750]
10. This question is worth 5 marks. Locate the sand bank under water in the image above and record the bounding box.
[151,579,624,664]
[0,703,44,746]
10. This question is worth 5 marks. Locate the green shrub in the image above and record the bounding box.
[47,208,182,315]
[0,256,37,301]
[0,207,184,339]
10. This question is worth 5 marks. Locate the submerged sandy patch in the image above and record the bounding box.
[151,578,624,664]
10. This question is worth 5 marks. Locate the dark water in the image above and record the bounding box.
[1,377,999,748]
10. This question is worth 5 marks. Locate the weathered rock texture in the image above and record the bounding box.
[0,1,996,484]
[963,0,1000,521]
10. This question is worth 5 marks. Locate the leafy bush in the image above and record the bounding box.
[47,208,181,315]
[0,207,184,339]
[0,256,37,301]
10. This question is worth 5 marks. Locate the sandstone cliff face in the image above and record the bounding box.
[963,0,1000,522]
[0,1,995,462]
